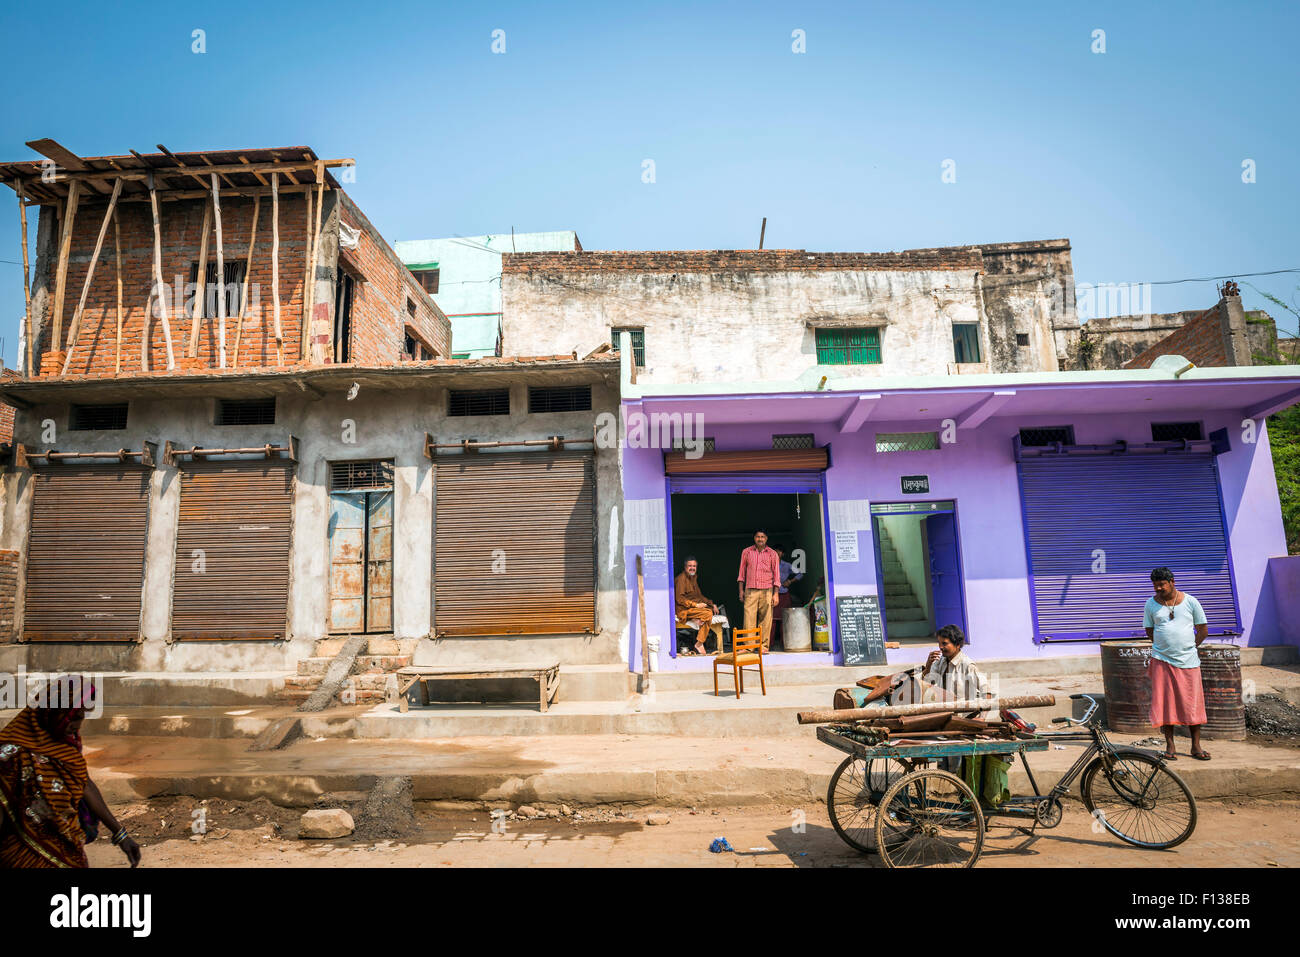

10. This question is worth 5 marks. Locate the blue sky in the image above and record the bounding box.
[1,0,1297,368]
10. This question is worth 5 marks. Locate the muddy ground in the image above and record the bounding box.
[1246,694,1300,751]
[88,795,1300,868]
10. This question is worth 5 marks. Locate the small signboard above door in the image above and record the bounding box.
[900,475,929,494]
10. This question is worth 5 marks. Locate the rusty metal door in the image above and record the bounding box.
[171,460,294,639]
[24,466,151,641]
[434,452,596,636]
[329,492,366,633]
[366,491,393,632]
[329,489,393,633]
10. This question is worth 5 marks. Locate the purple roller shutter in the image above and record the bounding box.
[1016,453,1240,641]
[668,472,824,494]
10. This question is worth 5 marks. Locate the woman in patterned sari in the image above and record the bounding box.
[0,675,141,868]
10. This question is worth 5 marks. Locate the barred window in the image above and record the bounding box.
[410,267,439,295]
[448,388,510,417]
[672,436,716,452]
[1152,421,1204,442]
[611,327,645,367]
[528,385,593,413]
[875,431,939,453]
[330,459,394,491]
[70,403,128,431]
[216,397,276,426]
[1019,426,1075,447]
[772,433,814,450]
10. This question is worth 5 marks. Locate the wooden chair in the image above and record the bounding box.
[713,627,766,698]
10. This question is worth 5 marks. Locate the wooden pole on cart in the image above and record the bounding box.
[636,553,651,695]
[796,694,1056,725]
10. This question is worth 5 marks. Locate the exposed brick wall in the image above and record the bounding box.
[337,191,450,363]
[502,248,983,274]
[36,194,313,377]
[0,549,17,641]
[1123,303,1228,369]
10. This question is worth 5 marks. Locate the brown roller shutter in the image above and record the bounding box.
[435,452,595,636]
[663,447,829,473]
[172,460,294,639]
[24,466,151,641]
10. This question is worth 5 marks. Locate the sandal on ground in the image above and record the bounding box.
[1162,750,1178,761]
[1191,750,1211,761]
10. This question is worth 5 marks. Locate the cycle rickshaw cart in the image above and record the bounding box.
[815,693,1198,868]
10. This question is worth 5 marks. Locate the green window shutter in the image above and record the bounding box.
[817,327,879,364]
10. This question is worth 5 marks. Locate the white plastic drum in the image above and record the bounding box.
[783,606,812,652]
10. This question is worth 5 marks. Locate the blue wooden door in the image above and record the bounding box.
[926,512,967,638]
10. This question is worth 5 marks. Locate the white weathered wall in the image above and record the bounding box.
[503,268,985,384]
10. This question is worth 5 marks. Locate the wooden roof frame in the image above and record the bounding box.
[0,139,354,205]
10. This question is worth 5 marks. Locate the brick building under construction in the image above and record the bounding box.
[0,140,626,699]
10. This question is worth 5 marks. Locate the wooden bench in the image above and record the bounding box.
[396,662,561,713]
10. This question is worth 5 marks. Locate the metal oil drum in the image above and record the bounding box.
[1100,640,1157,735]
[1198,642,1247,740]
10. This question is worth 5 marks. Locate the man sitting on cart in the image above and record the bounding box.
[922,624,996,716]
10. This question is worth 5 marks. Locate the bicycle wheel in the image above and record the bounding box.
[826,755,908,854]
[874,768,985,868]
[1081,750,1197,849]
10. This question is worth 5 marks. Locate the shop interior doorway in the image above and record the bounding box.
[870,501,967,647]
[669,492,828,655]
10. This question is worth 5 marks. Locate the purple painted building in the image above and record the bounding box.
[619,351,1300,672]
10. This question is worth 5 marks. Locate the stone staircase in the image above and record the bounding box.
[279,635,418,706]
[878,526,932,640]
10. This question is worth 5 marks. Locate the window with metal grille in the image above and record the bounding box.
[1152,421,1204,442]
[448,388,510,417]
[216,397,276,426]
[330,459,394,491]
[672,436,716,452]
[70,403,128,431]
[188,260,247,317]
[875,431,939,453]
[815,327,882,364]
[611,327,645,366]
[952,324,983,363]
[772,433,815,450]
[1016,333,1030,347]
[528,385,593,413]
[409,267,439,295]
[1018,426,1075,447]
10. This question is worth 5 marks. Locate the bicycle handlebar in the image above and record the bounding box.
[1051,694,1100,728]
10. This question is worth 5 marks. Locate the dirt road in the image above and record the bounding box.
[86,797,1299,868]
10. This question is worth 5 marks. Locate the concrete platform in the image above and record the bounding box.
[86,732,1300,809]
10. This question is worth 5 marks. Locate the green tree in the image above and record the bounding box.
[1247,283,1300,553]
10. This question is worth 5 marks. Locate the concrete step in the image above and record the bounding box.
[884,582,913,596]
[886,607,927,621]
[89,672,291,707]
[888,621,934,638]
[314,635,417,658]
[354,655,413,673]
[296,657,334,677]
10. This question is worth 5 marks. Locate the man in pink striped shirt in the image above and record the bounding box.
[737,529,781,651]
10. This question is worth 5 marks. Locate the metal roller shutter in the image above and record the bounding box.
[24,467,151,641]
[1017,453,1240,641]
[434,452,596,636]
[172,460,294,639]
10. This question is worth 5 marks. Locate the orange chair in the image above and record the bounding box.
[713,627,767,698]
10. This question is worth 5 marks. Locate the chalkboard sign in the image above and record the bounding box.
[836,595,887,665]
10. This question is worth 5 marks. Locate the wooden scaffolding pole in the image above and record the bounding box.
[147,173,176,370]
[15,182,33,376]
[232,195,260,368]
[113,211,123,376]
[189,195,211,357]
[211,173,226,368]
[271,173,283,365]
[50,180,81,359]
[62,177,123,375]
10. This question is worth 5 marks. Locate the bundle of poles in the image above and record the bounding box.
[796,694,1056,726]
